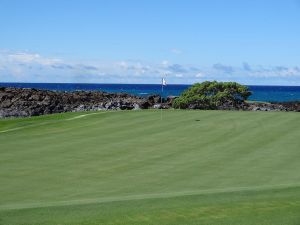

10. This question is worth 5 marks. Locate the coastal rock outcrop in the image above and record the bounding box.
[0,87,299,118]
[0,87,164,118]
[246,101,300,112]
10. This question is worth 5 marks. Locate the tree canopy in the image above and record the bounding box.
[173,81,252,109]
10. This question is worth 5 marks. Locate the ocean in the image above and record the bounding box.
[1,82,300,103]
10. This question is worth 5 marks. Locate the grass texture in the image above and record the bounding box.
[0,110,300,224]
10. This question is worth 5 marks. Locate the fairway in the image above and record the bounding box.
[0,110,300,225]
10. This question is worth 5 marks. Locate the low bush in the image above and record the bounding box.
[173,81,251,109]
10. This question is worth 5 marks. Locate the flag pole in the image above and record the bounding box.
[161,78,163,120]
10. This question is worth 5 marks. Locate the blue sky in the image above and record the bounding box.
[1,0,300,84]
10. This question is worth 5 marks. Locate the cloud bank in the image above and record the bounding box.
[1,50,300,85]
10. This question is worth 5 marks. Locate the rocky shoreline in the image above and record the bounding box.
[0,87,299,118]
[0,87,170,118]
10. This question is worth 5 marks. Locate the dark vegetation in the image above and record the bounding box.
[173,81,251,109]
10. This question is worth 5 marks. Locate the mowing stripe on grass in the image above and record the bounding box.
[1,182,300,211]
[0,112,105,133]
[65,112,102,121]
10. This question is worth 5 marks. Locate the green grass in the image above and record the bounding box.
[0,110,300,225]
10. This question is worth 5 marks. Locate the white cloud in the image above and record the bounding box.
[116,61,128,70]
[1,50,300,85]
[213,63,234,74]
[195,72,205,78]
[170,48,182,54]
[161,60,169,67]
[7,52,61,65]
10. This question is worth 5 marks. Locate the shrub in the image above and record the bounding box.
[173,81,251,109]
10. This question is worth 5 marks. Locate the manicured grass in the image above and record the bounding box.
[0,110,300,224]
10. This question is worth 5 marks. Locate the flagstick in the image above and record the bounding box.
[161,79,163,120]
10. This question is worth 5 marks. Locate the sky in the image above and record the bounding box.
[0,0,300,85]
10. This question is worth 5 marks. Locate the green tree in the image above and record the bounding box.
[173,81,251,109]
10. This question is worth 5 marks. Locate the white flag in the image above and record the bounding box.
[162,78,167,86]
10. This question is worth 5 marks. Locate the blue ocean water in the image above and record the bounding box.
[1,82,300,102]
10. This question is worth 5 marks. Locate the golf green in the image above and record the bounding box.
[0,110,300,225]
